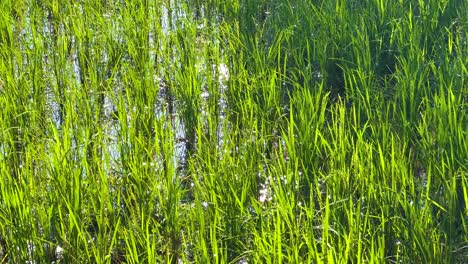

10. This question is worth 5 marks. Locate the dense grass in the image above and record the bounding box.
[0,0,467,263]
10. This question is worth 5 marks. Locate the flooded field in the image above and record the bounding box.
[0,0,467,263]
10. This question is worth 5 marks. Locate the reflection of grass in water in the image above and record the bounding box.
[0,0,467,263]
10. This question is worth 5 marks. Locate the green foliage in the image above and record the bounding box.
[0,0,466,263]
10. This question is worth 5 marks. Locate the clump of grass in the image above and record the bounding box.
[0,0,466,263]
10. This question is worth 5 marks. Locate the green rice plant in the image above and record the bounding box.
[0,0,467,263]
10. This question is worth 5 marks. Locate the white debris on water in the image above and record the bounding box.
[201,91,210,99]
[55,245,64,260]
[258,182,272,203]
[237,258,249,264]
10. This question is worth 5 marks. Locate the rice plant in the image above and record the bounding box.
[0,0,466,263]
